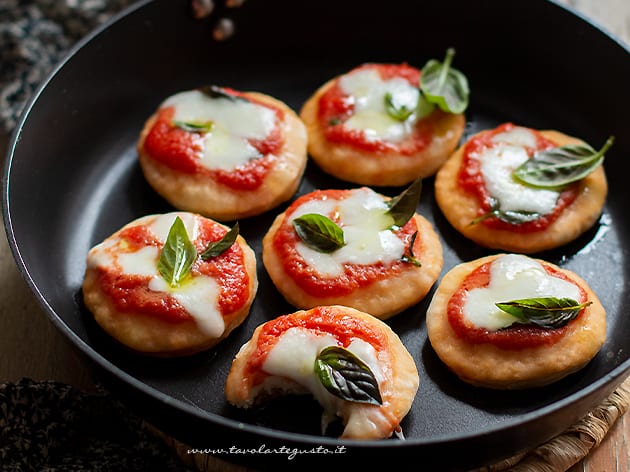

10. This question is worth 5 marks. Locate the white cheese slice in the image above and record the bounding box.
[339,68,419,142]
[86,213,225,336]
[262,327,384,413]
[291,188,404,277]
[463,254,582,330]
[478,127,559,214]
[163,90,276,171]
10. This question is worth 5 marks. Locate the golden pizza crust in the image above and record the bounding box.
[82,214,258,357]
[225,305,419,440]
[426,254,607,389]
[434,129,608,253]
[137,91,308,221]
[299,75,465,186]
[262,209,444,319]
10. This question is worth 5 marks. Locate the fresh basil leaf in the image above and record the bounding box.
[470,209,541,226]
[496,297,592,329]
[384,92,414,121]
[173,120,214,133]
[401,231,422,267]
[420,48,470,114]
[157,216,198,287]
[492,209,540,224]
[314,346,382,406]
[200,222,239,260]
[198,84,248,103]
[513,136,614,188]
[469,197,540,226]
[386,177,423,227]
[293,214,345,253]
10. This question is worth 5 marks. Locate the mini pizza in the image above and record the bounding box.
[262,180,443,319]
[82,212,257,356]
[137,85,308,221]
[426,253,606,389]
[225,305,419,440]
[435,123,610,253]
[299,56,467,186]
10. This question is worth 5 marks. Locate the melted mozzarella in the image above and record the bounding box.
[491,127,537,148]
[149,275,222,336]
[463,254,581,330]
[477,127,560,214]
[339,68,419,142]
[86,213,225,336]
[150,211,199,241]
[291,188,404,276]
[163,90,277,171]
[118,246,159,276]
[262,327,384,413]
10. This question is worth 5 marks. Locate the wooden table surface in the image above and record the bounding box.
[1,1,629,470]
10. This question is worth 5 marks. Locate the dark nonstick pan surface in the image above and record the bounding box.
[4,0,630,469]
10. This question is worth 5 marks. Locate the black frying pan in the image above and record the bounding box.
[3,0,630,470]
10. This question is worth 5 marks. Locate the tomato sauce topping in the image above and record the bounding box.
[142,88,284,191]
[272,189,421,298]
[245,306,386,379]
[447,261,588,349]
[458,122,579,232]
[97,217,250,323]
[317,63,437,155]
